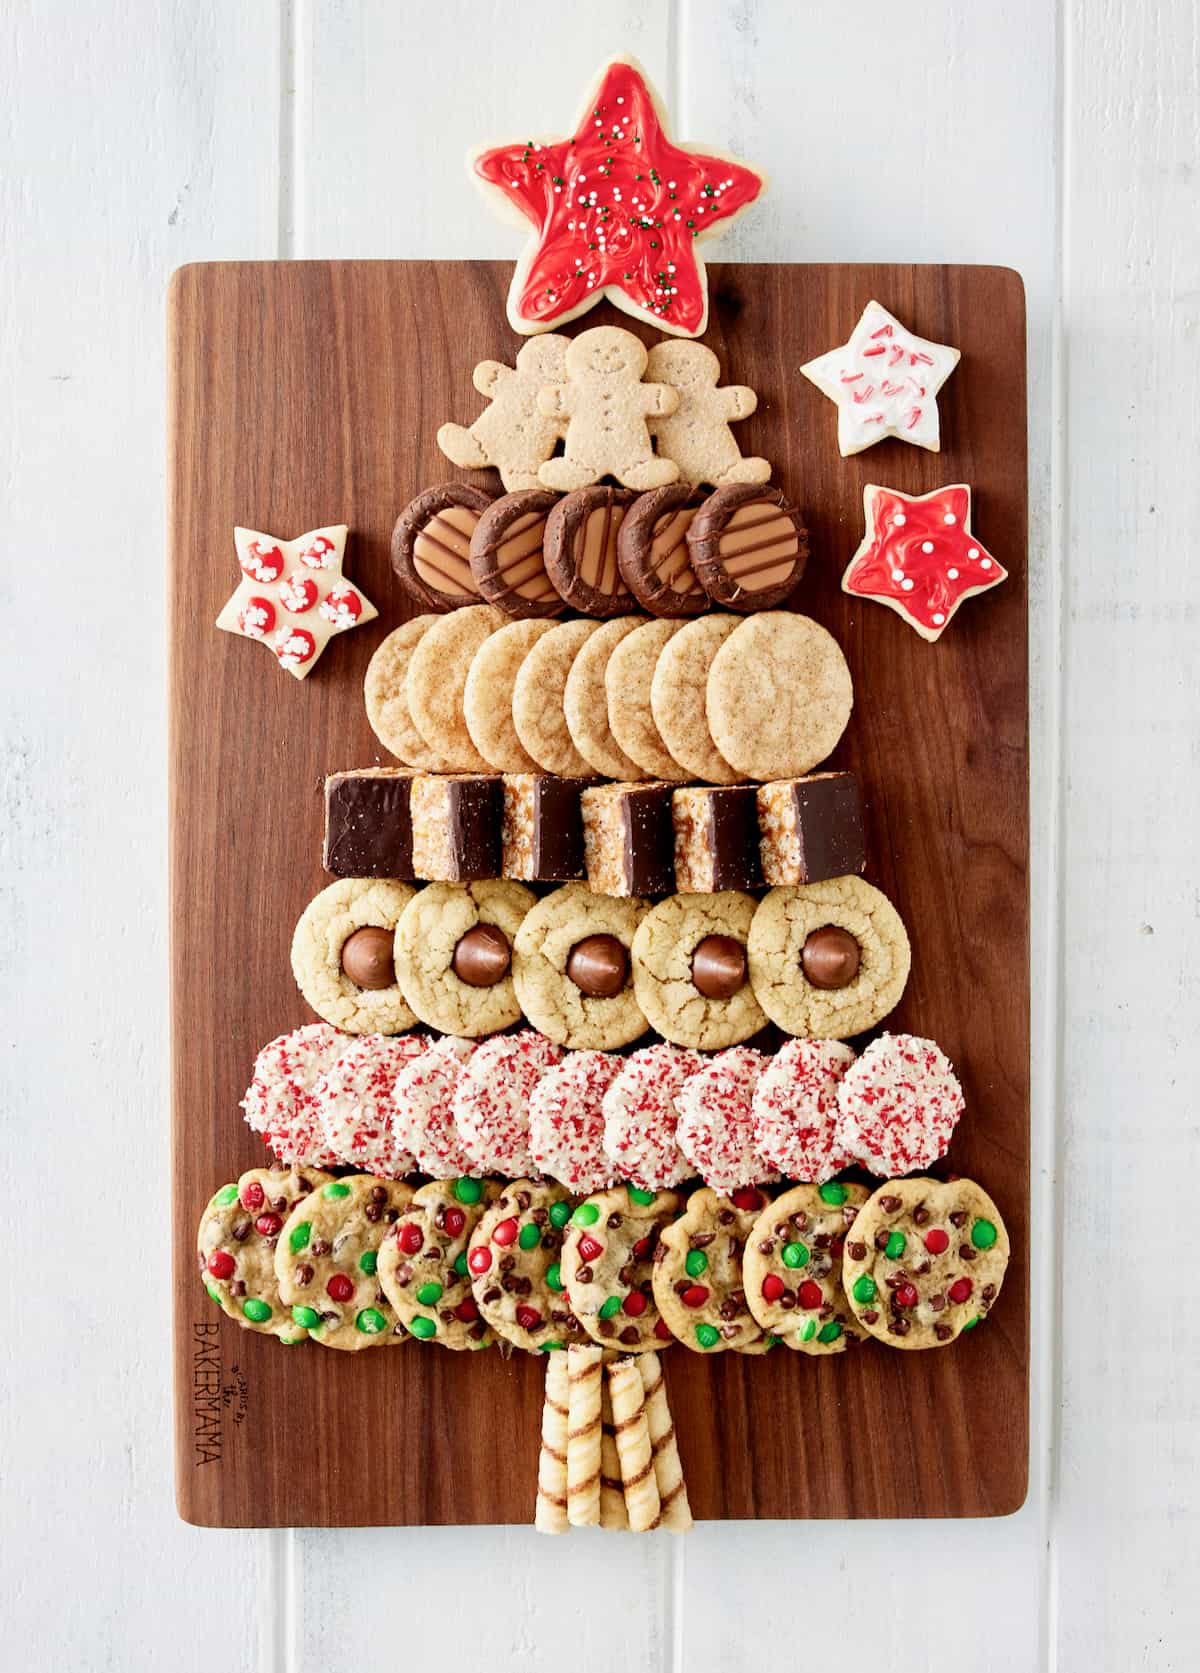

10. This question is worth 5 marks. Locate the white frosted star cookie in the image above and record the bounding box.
[801,300,960,457]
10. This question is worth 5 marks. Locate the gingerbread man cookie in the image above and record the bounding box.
[437,336,570,491]
[645,341,770,489]
[537,328,680,493]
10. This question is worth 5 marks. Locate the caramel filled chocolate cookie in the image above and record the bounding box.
[544,486,639,617]
[468,489,565,619]
[616,484,709,617]
[687,483,808,612]
[391,482,497,612]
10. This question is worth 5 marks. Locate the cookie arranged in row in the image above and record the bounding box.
[290,875,911,1049]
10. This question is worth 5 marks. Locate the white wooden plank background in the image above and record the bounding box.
[0,0,1195,1668]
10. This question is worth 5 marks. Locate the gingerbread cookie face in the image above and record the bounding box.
[687,485,806,611]
[747,877,911,1040]
[652,1185,771,1352]
[512,883,649,1050]
[198,1167,332,1342]
[394,879,534,1038]
[391,483,497,612]
[631,891,766,1051]
[466,1179,590,1353]
[645,341,770,490]
[706,612,853,782]
[275,1176,413,1351]
[743,1181,868,1354]
[561,1186,684,1352]
[536,327,680,493]
[291,877,418,1035]
[543,486,639,616]
[468,489,565,618]
[616,485,708,617]
[842,1178,1010,1349]
[378,1178,502,1349]
[364,619,454,771]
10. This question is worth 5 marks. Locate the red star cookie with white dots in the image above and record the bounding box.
[842,485,1007,642]
[215,524,377,679]
[471,56,765,337]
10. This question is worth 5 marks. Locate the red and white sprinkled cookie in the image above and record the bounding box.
[834,1033,964,1177]
[451,1028,564,1177]
[676,1045,780,1194]
[241,1023,345,1169]
[752,1038,857,1183]
[314,1033,429,1177]
[528,1050,623,1194]
[392,1034,477,1178]
[600,1042,703,1191]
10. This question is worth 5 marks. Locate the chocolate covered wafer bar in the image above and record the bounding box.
[581,781,676,897]
[687,482,807,612]
[469,489,565,619]
[616,484,708,618]
[323,768,416,879]
[410,773,502,881]
[756,771,865,886]
[501,774,598,882]
[544,486,639,617]
[391,482,496,612]
[672,784,763,892]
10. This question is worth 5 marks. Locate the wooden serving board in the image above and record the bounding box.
[169,261,1028,1527]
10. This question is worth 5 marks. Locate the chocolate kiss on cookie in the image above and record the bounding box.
[544,486,639,617]
[617,484,709,618]
[468,489,565,619]
[391,482,497,612]
[687,482,808,612]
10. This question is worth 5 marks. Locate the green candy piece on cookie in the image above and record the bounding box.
[354,1308,387,1334]
[323,1181,351,1200]
[279,1333,306,1346]
[885,1230,907,1259]
[288,1220,312,1254]
[454,1251,470,1278]
[538,1340,566,1352]
[359,1250,378,1275]
[212,1184,239,1208]
[695,1323,721,1350]
[571,1202,600,1227]
[963,1314,983,1331]
[518,1223,541,1251]
[599,1296,622,1319]
[781,1241,809,1269]
[685,1249,708,1278]
[546,1262,564,1293]
[409,1315,437,1340]
[799,1318,817,1343]
[454,1178,483,1204]
[817,1321,842,1344]
[852,1275,877,1305]
[818,1181,847,1205]
[971,1218,998,1249]
[205,1282,224,1306]
[627,1186,655,1205]
[291,1305,320,1329]
[548,1201,572,1229]
[242,1297,272,1324]
[416,1281,443,1306]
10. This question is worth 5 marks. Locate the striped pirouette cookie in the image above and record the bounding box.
[566,1343,604,1527]
[534,1352,570,1534]
[638,1352,692,1531]
[607,1357,661,1532]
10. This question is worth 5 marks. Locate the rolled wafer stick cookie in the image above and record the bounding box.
[608,1357,662,1532]
[567,1343,604,1528]
[639,1352,693,1533]
[600,1381,628,1531]
[534,1353,570,1535]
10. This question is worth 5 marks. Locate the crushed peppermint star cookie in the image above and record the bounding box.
[834,1033,964,1176]
[675,1045,780,1193]
[800,300,960,457]
[528,1050,623,1195]
[391,1034,477,1178]
[751,1038,857,1182]
[241,1023,345,1169]
[600,1043,702,1191]
[451,1029,564,1177]
[313,1033,429,1176]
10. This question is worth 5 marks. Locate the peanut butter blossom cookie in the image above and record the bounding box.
[274,1176,413,1351]
[512,883,650,1051]
[198,1167,333,1343]
[746,876,911,1040]
[451,1028,564,1177]
[391,1034,477,1178]
[528,1051,623,1194]
[291,877,418,1036]
[561,1185,684,1352]
[601,1043,703,1191]
[834,1033,964,1175]
[652,1184,773,1352]
[743,1181,868,1353]
[676,1045,779,1193]
[378,1178,502,1349]
[312,1032,428,1176]
[394,878,534,1038]
[751,1038,856,1183]
[241,1023,344,1169]
[841,1177,1009,1348]
[631,891,766,1051]
[466,1179,590,1352]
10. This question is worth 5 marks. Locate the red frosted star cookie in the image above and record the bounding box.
[471,56,765,337]
[842,484,1007,642]
[215,524,377,679]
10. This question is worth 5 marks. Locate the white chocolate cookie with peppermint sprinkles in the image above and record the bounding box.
[451,1028,564,1176]
[313,1032,428,1176]
[240,1023,345,1169]
[466,1178,590,1353]
[834,1033,964,1176]
[291,876,418,1035]
[391,1034,477,1177]
[842,1177,1010,1349]
[560,1184,683,1353]
[378,1177,502,1349]
[751,1038,856,1183]
[743,1181,868,1354]
[651,1184,771,1353]
[528,1050,622,1194]
[676,1045,779,1193]
[275,1176,413,1350]
[601,1042,702,1190]
[197,1166,333,1343]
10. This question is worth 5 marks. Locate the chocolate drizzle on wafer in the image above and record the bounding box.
[469,489,565,619]
[391,482,496,612]
[687,482,808,612]
[544,486,639,617]
[617,483,708,617]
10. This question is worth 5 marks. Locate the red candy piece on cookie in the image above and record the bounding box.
[492,1217,519,1247]
[798,1280,823,1311]
[842,484,1007,643]
[279,574,318,614]
[834,1032,964,1177]
[238,596,275,638]
[241,540,285,583]
[299,533,338,569]
[472,57,764,338]
[207,1250,236,1280]
[326,1273,355,1303]
[320,587,364,628]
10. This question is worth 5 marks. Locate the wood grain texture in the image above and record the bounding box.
[169,259,1028,1528]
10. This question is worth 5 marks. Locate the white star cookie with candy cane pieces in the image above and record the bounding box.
[801,300,960,457]
[215,524,377,680]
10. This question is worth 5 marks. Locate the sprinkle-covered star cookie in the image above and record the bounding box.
[842,484,1007,642]
[801,300,960,456]
[215,524,377,679]
[471,56,765,337]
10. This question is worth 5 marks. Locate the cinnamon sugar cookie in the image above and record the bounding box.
[605,619,689,781]
[512,618,603,777]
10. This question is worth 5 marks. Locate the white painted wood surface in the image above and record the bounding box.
[1,1,1195,1667]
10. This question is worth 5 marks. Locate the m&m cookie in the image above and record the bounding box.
[274,1176,413,1351]
[751,1038,856,1183]
[528,1050,623,1195]
[834,1033,964,1177]
[743,1181,868,1354]
[240,1023,345,1169]
[378,1178,502,1349]
[676,1045,780,1194]
[841,1178,1010,1348]
[651,1184,771,1353]
[197,1166,333,1343]
[451,1029,564,1177]
[313,1033,429,1177]
[466,1179,590,1353]
[600,1042,702,1191]
[560,1184,683,1352]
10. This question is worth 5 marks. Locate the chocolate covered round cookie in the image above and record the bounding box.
[468,488,565,618]
[743,1180,868,1354]
[616,484,709,617]
[746,876,911,1039]
[841,1178,1010,1348]
[394,879,534,1038]
[512,883,650,1050]
[466,1178,590,1353]
[631,891,766,1050]
[198,1166,333,1343]
[291,877,418,1035]
[544,485,640,616]
[378,1177,502,1349]
[275,1175,413,1351]
[391,482,497,613]
[652,1184,771,1353]
[561,1184,684,1352]
[687,482,808,612]
[706,612,853,782]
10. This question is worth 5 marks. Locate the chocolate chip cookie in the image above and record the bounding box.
[743,1181,869,1354]
[466,1179,591,1353]
[198,1167,333,1343]
[651,1184,772,1352]
[274,1176,413,1351]
[378,1178,502,1349]
[560,1185,684,1352]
